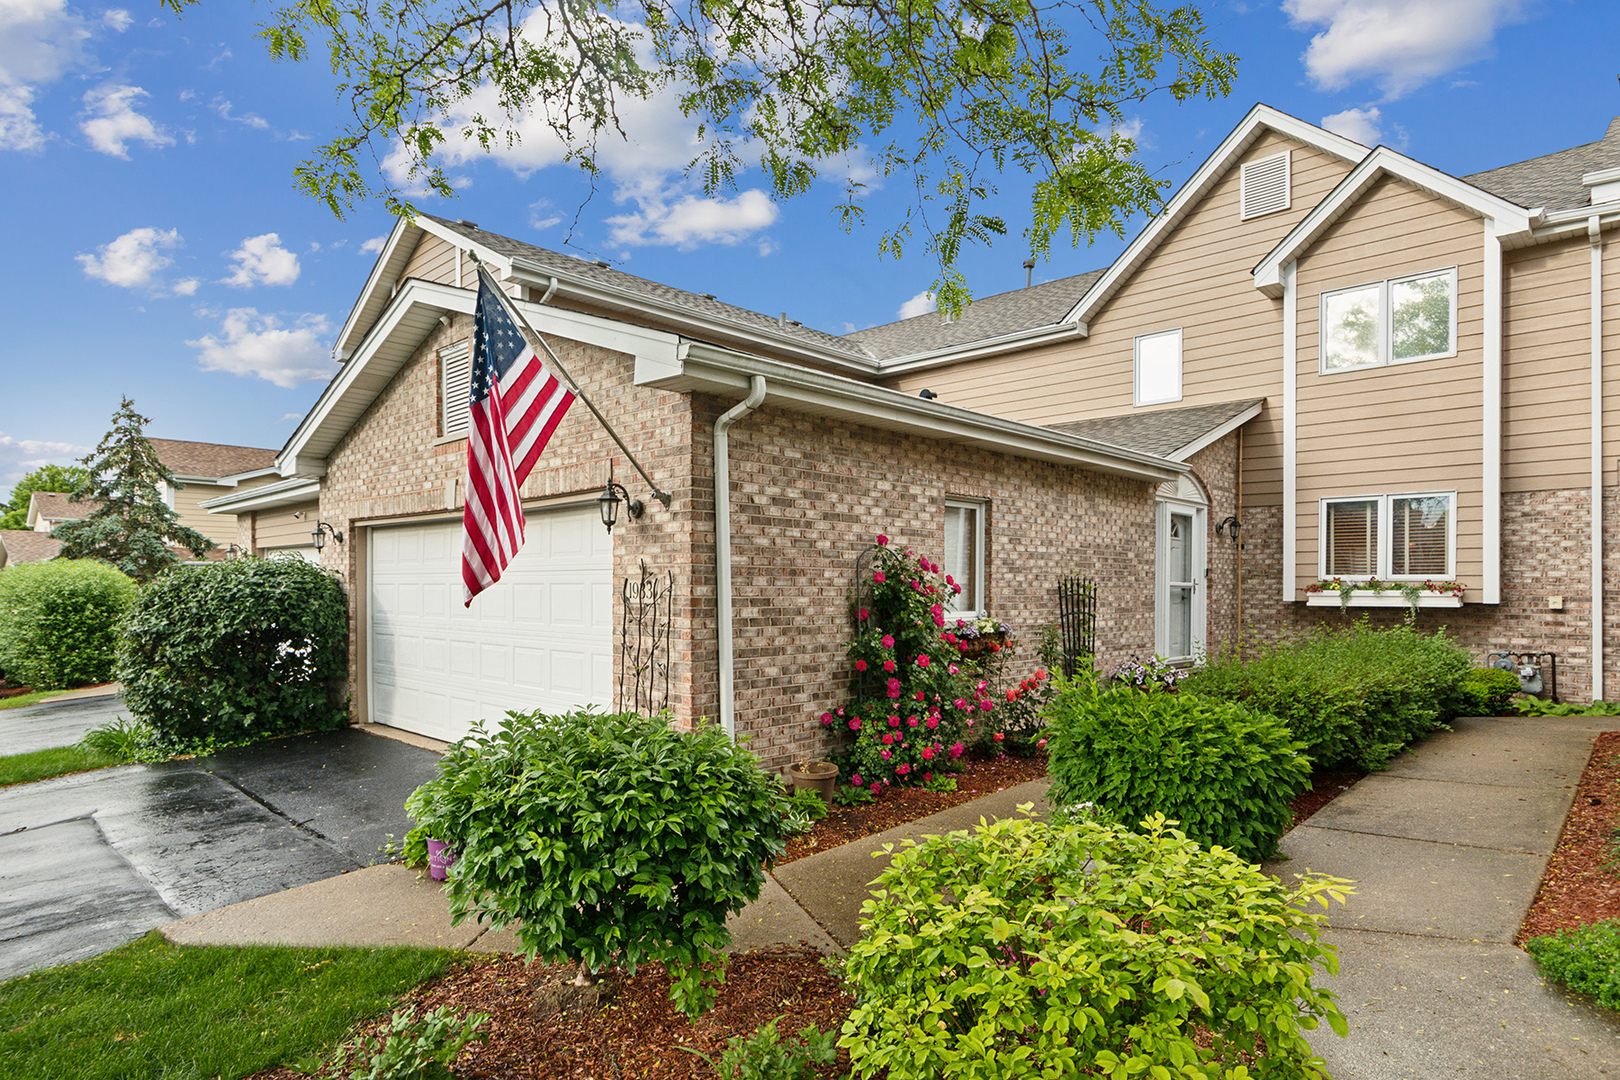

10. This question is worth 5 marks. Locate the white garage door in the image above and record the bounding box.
[368,506,614,742]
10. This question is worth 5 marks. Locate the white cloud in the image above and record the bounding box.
[359,234,387,255]
[606,189,778,250]
[188,308,337,388]
[76,226,184,290]
[528,199,562,231]
[101,9,131,32]
[276,412,303,423]
[172,277,200,296]
[0,0,94,150]
[1096,116,1152,152]
[1321,106,1382,147]
[0,432,88,495]
[223,233,301,287]
[1284,0,1526,99]
[80,83,172,157]
[898,291,935,320]
[211,95,268,129]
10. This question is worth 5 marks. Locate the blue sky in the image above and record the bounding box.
[2,0,1617,494]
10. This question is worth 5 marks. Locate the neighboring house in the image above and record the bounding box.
[254,101,1620,763]
[0,530,62,569]
[26,440,281,554]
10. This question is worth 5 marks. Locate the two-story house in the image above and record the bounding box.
[264,103,1620,763]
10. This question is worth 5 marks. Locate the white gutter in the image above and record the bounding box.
[1592,215,1605,701]
[714,376,767,742]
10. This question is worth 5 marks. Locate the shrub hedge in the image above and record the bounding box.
[0,560,138,689]
[1180,621,1474,771]
[1043,677,1309,863]
[1525,920,1620,1010]
[117,557,348,744]
[840,814,1350,1080]
[1460,667,1522,716]
[404,709,790,1017]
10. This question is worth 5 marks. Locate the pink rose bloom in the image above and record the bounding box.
[916,655,930,668]
[857,607,869,621]
[873,571,886,584]
[887,685,901,699]
[911,580,922,591]
[848,717,862,731]
[880,749,891,760]
[837,706,845,716]
[946,574,955,586]
[881,733,893,745]
[889,715,901,728]
[954,698,969,710]
[883,659,897,672]
[877,534,889,546]
[820,714,833,727]
[977,680,988,691]
[926,717,939,730]
[994,732,1005,742]
[950,742,965,758]
[1036,738,1048,750]
[870,782,883,794]
[948,664,959,675]
[952,583,962,594]
[881,634,895,648]
[855,659,867,671]
[850,773,864,786]
[915,690,926,701]
[1006,688,1018,702]
[896,763,911,776]
[907,716,918,727]
[980,702,993,711]
[944,632,957,644]
[921,746,935,761]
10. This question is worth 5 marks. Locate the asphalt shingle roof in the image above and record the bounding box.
[1045,399,1263,458]
[27,492,101,523]
[0,530,62,566]
[1464,117,1620,212]
[148,439,277,479]
[841,271,1106,361]
[423,215,877,363]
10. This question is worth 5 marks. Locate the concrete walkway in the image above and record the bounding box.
[1269,714,1620,1079]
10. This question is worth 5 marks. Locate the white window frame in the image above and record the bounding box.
[1133,328,1183,407]
[1319,268,1458,375]
[1318,490,1457,582]
[1239,150,1291,221]
[1154,497,1206,663]
[439,340,472,438]
[943,498,987,618]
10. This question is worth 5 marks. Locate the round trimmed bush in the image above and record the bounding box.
[404,708,790,1016]
[1045,677,1310,863]
[1461,666,1522,715]
[117,557,348,743]
[0,559,138,689]
[840,814,1350,1080]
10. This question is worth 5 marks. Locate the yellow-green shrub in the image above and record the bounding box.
[0,560,137,689]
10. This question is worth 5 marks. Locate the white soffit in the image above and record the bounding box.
[1253,147,1539,296]
[1060,104,1370,326]
[200,477,321,514]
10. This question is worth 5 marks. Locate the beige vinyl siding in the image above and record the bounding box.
[402,233,461,286]
[1503,236,1592,491]
[253,502,320,549]
[172,482,236,545]
[1293,174,1484,596]
[883,131,1355,504]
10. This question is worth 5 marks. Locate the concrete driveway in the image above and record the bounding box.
[0,727,442,980]
[0,688,130,756]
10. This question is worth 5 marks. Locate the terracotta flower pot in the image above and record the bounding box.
[783,760,839,806]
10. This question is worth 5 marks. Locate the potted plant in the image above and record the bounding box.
[783,758,839,806]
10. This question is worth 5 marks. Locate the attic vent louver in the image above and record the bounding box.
[1240,151,1291,220]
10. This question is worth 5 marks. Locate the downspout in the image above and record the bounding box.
[714,376,767,741]
[1592,216,1605,702]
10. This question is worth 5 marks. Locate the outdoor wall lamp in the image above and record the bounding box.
[1215,515,1241,541]
[310,522,344,550]
[597,481,644,534]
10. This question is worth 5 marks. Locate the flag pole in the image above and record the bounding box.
[470,257,672,510]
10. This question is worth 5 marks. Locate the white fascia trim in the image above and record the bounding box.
[503,255,881,377]
[1583,167,1620,186]
[280,277,685,478]
[1061,104,1369,326]
[646,343,1185,483]
[1282,262,1298,603]
[1482,221,1503,605]
[206,466,281,487]
[1168,400,1263,462]
[200,477,321,514]
[1255,148,1537,296]
[334,218,421,361]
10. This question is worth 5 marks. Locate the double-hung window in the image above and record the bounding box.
[1134,328,1182,406]
[943,499,986,616]
[1321,268,1457,373]
[1321,492,1454,580]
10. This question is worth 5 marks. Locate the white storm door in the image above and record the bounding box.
[368,505,614,742]
[1155,501,1206,662]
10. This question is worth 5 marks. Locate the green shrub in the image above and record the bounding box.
[0,560,137,689]
[1181,621,1474,770]
[1461,667,1522,715]
[1510,697,1620,717]
[840,814,1350,1080]
[117,557,348,745]
[339,1005,488,1080]
[1043,676,1309,863]
[1525,920,1620,1009]
[684,1019,837,1080]
[404,709,791,1016]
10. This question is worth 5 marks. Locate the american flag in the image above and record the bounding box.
[462,270,575,605]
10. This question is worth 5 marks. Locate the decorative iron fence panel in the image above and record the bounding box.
[1057,575,1097,678]
[619,560,673,715]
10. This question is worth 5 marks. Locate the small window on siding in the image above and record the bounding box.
[440,340,471,438]
[943,499,986,616]
[1324,499,1378,577]
[1322,492,1455,580]
[1134,328,1183,406]
[1240,151,1291,220]
[1390,495,1450,576]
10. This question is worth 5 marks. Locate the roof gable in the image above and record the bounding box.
[148,438,276,479]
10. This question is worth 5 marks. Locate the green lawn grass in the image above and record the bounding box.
[0,744,122,787]
[0,933,457,1080]
[0,689,70,711]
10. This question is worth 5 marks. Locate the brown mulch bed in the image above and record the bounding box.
[247,947,852,1080]
[1288,766,1367,829]
[1518,730,1620,943]
[778,750,1049,865]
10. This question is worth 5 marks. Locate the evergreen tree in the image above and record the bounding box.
[0,464,90,530]
[54,398,214,582]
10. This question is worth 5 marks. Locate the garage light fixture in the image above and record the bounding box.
[310,521,343,550]
[597,481,644,534]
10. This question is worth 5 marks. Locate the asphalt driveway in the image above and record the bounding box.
[0,690,130,756]
[0,727,443,980]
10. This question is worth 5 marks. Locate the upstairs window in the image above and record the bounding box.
[1322,492,1454,580]
[1240,151,1291,219]
[439,340,471,437]
[1321,268,1457,373]
[1133,328,1183,407]
[943,499,985,616]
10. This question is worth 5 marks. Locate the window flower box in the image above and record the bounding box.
[1304,591,1462,610]
[1303,579,1466,612]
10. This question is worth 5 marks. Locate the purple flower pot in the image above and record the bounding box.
[426,838,456,881]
